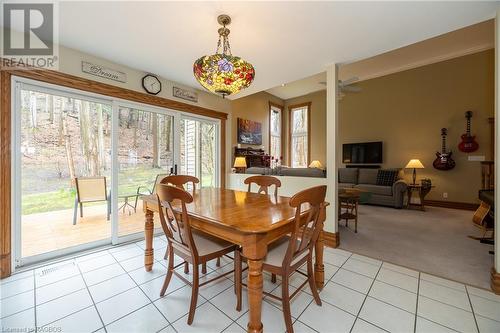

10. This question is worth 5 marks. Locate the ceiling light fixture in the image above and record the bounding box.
[193,14,255,98]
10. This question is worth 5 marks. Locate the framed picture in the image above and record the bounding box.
[237,118,262,145]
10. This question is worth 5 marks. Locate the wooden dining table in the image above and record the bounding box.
[142,187,326,333]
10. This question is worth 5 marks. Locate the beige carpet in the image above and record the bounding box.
[339,204,494,289]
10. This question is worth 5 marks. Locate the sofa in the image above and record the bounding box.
[338,168,407,208]
[245,166,326,178]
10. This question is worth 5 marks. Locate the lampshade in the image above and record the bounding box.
[309,160,323,169]
[193,15,255,98]
[405,159,425,169]
[233,157,247,168]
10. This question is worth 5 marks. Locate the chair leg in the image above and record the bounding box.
[202,263,207,274]
[235,250,242,311]
[187,263,199,325]
[160,246,174,296]
[73,198,78,225]
[271,273,277,283]
[80,203,83,218]
[184,261,189,274]
[307,255,322,306]
[281,275,294,333]
[216,257,221,267]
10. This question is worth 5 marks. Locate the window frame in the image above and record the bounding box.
[288,102,311,168]
[268,101,284,160]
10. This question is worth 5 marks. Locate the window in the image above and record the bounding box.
[269,103,283,161]
[289,103,310,168]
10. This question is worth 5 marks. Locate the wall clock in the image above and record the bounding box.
[142,74,162,95]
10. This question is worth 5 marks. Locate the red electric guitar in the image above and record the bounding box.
[458,111,479,153]
[433,128,456,171]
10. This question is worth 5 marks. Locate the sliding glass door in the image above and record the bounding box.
[12,77,220,268]
[116,105,177,238]
[180,117,219,188]
[14,82,112,262]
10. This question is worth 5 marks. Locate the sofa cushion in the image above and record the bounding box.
[355,184,392,196]
[376,169,399,186]
[358,169,378,185]
[339,168,358,184]
[281,168,325,178]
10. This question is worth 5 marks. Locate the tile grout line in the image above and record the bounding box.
[349,260,383,333]
[110,249,174,330]
[465,285,481,333]
[76,258,108,333]
[413,271,421,333]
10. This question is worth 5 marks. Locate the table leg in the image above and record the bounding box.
[314,231,325,290]
[247,259,264,333]
[144,208,154,272]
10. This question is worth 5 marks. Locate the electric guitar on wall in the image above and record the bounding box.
[433,128,456,170]
[458,111,479,153]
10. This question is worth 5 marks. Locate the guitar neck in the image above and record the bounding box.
[442,136,446,153]
[466,119,471,135]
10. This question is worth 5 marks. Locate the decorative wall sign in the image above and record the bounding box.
[81,61,127,83]
[237,118,262,145]
[173,86,198,103]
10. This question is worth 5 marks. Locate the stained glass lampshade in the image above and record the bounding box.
[193,15,255,98]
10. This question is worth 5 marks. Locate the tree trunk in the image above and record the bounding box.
[152,113,160,168]
[62,110,76,184]
[97,104,105,171]
[48,95,54,124]
[29,92,37,128]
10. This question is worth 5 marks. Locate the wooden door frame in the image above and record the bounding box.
[288,102,311,167]
[268,101,284,160]
[0,68,227,278]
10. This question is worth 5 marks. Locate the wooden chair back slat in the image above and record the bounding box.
[152,173,169,193]
[244,175,281,197]
[284,185,327,267]
[161,175,200,192]
[156,184,198,258]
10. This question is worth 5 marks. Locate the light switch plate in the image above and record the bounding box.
[468,155,485,161]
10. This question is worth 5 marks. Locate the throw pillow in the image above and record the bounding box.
[376,170,399,186]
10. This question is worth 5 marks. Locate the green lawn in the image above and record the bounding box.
[22,167,215,215]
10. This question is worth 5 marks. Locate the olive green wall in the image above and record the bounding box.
[230,90,327,166]
[339,49,494,203]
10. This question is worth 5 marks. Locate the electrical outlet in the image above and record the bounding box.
[443,192,448,199]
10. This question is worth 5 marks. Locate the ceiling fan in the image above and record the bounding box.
[319,76,362,99]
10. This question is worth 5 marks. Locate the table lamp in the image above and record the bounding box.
[309,160,323,169]
[233,156,247,173]
[405,159,424,185]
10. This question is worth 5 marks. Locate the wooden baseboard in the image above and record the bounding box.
[424,200,479,211]
[324,231,339,248]
[491,267,500,295]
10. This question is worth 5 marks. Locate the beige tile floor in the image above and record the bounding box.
[2,239,500,333]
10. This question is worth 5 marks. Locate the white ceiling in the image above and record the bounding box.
[54,1,499,99]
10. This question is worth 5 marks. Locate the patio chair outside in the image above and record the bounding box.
[134,173,169,209]
[73,176,110,225]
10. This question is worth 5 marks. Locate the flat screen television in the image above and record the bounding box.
[342,141,383,164]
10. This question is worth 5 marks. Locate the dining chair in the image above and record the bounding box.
[244,175,282,282]
[235,185,328,333]
[156,184,238,325]
[244,175,282,197]
[73,176,110,225]
[160,174,200,191]
[159,175,216,273]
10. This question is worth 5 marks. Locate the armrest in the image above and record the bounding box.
[136,186,152,196]
[392,179,408,193]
